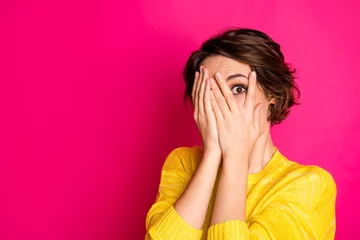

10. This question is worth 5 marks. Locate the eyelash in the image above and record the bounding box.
[231,84,248,95]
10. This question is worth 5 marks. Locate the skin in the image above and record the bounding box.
[201,55,277,175]
[174,55,277,229]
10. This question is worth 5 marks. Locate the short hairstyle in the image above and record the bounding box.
[182,28,301,126]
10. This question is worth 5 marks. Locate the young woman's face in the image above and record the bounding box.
[201,55,275,131]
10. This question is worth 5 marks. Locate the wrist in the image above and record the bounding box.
[222,150,250,171]
[202,148,222,165]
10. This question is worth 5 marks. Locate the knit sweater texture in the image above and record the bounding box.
[145,146,337,239]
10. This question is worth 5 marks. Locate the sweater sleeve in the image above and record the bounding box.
[145,147,203,240]
[207,167,337,240]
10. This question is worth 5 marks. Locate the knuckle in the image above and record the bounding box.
[237,117,244,124]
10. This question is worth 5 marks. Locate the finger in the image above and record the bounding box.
[253,103,263,132]
[196,66,204,101]
[204,77,213,116]
[192,71,200,121]
[214,72,238,113]
[210,86,224,121]
[211,77,231,117]
[199,67,208,115]
[191,71,199,105]
[244,71,257,109]
[194,66,203,120]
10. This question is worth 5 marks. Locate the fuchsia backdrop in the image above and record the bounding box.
[0,0,359,239]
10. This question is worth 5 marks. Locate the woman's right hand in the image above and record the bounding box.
[192,66,222,160]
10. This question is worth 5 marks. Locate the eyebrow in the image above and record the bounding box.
[226,73,248,81]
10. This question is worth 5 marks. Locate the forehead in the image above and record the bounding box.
[201,55,251,77]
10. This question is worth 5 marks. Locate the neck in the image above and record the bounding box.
[248,129,275,174]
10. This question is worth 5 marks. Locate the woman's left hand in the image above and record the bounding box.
[209,71,264,162]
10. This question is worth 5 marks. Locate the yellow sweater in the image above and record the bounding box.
[145,146,337,240]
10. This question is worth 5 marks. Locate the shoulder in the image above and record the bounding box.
[273,150,336,190]
[304,165,337,195]
[286,161,336,190]
[162,145,204,175]
[280,161,337,204]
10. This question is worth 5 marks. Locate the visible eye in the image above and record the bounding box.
[231,84,247,95]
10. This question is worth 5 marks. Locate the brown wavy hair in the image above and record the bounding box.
[182,28,301,126]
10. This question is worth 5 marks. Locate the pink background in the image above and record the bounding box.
[1,0,359,239]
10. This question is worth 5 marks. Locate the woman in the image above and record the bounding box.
[145,28,336,240]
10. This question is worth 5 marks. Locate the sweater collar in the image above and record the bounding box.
[247,146,284,183]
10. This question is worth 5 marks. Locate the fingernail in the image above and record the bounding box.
[210,78,215,85]
[202,67,206,74]
[258,104,263,112]
[252,71,256,78]
[215,72,221,78]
